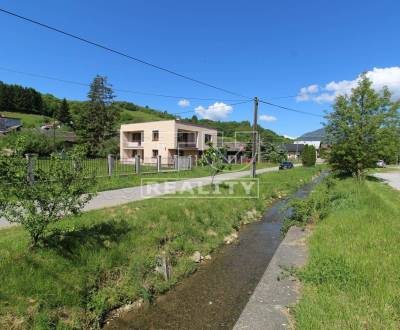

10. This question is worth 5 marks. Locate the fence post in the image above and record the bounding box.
[194,155,198,167]
[135,155,141,174]
[157,155,161,172]
[107,154,114,177]
[188,156,192,170]
[174,155,179,171]
[240,155,243,164]
[25,153,35,184]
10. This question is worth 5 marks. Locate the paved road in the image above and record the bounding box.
[0,166,282,229]
[374,171,400,191]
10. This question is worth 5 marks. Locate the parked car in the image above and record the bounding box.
[376,160,386,168]
[279,161,294,170]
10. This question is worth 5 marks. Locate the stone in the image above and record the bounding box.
[190,251,202,263]
[204,254,212,260]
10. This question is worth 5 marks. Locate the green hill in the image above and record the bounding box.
[0,111,51,128]
[0,80,288,143]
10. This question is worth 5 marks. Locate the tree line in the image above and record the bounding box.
[0,81,47,115]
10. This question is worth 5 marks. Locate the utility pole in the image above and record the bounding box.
[251,96,259,178]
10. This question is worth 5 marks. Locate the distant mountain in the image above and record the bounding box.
[297,128,327,142]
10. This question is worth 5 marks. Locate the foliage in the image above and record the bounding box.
[0,167,320,329]
[302,144,316,166]
[325,75,400,179]
[0,152,96,247]
[198,143,228,184]
[2,129,64,156]
[281,175,344,234]
[55,98,72,126]
[72,76,120,156]
[0,81,45,115]
[260,142,287,163]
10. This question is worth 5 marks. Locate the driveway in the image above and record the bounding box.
[374,171,400,191]
[0,166,284,229]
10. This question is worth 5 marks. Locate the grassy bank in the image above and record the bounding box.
[0,166,320,329]
[293,177,400,329]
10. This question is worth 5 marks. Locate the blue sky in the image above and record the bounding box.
[0,0,399,138]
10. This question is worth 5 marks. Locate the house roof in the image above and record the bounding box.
[284,143,304,152]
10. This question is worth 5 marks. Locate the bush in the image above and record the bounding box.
[0,152,96,247]
[302,145,316,167]
[281,175,345,235]
[2,130,65,156]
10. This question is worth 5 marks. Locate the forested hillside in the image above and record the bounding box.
[0,80,288,143]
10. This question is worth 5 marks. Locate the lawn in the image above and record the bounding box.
[293,176,400,329]
[1,111,50,128]
[0,166,321,329]
[93,162,276,191]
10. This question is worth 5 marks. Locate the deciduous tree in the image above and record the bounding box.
[325,75,400,179]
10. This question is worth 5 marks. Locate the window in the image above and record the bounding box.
[205,134,212,144]
[152,149,159,158]
[152,130,159,141]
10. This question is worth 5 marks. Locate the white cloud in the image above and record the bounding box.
[195,102,233,120]
[178,99,190,107]
[296,67,400,103]
[259,114,277,122]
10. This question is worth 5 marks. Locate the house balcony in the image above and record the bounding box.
[177,141,198,149]
[123,141,143,148]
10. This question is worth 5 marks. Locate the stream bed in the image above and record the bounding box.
[104,173,326,330]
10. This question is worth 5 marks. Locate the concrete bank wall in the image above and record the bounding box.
[233,226,310,330]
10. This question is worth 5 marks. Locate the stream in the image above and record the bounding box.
[104,173,327,330]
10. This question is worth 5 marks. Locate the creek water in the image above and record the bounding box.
[104,174,326,330]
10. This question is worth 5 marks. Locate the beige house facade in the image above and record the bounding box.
[120,120,218,164]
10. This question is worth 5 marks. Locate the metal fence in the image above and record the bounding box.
[31,154,193,179]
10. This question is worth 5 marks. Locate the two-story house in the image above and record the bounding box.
[120,120,218,164]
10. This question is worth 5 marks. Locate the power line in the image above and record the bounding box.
[0,66,248,102]
[0,8,248,99]
[259,99,324,118]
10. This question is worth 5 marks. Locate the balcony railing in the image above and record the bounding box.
[124,141,142,148]
[177,141,197,148]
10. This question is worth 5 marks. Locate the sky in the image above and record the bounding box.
[0,0,399,138]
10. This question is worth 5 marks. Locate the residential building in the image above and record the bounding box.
[120,120,218,164]
[284,143,304,160]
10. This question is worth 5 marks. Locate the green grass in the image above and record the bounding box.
[1,111,50,128]
[0,166,321,329]
[120,109,168,123]
[35,158,276,192]
[93,162,276,191]
[294,177,400,329]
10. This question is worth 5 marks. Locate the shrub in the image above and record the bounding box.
[302,145,316,167]
[0,152,96,247]
[3,130,65,156]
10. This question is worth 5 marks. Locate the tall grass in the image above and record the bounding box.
[0,167,320,329]
[294,177,400,329]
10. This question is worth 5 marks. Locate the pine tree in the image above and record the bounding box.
[73,75,120,156]
[56,98,72,125]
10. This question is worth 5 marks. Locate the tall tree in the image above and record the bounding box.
[325,74,400,179]
[56,98,72,125]
[73,75,120,156]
